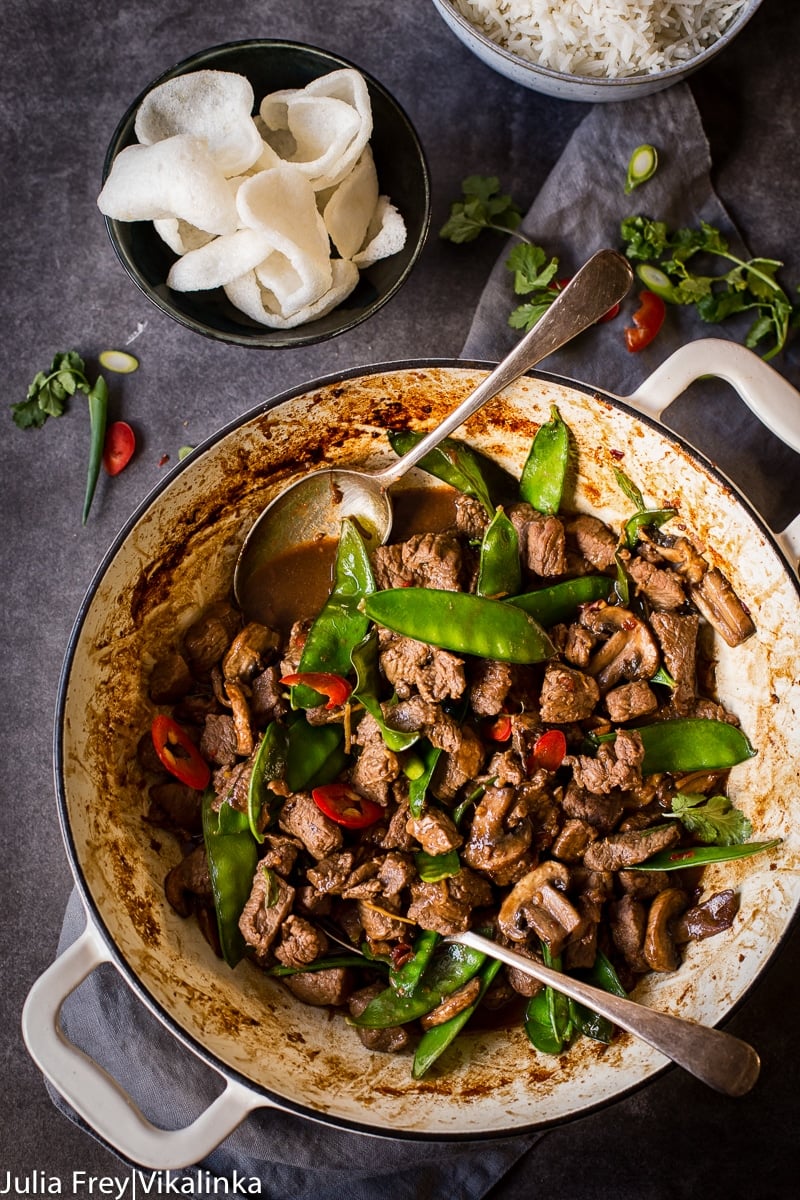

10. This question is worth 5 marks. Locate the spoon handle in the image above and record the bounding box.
[451,930,760,1098]
[373,248,633,489]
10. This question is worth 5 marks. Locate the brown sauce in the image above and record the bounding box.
[241,486,458,633]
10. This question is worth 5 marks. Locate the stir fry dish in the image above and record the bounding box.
[139,409,777,1078]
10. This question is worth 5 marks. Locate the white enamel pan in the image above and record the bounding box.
[22,339,800,1168]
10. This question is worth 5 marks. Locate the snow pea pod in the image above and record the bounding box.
[477,508,521,599]
[364,588,555,665]
[589,718,756,774]
[247,721,288,842]
[407,737,442,818]
[524,945,574,1055]
[387,430,498,516]
[293,518,375,709]
[507,574,613,626]
[412,957,502,1079]
[351,630,419,752]
[350,942,487,1028]
[633,837,782,872]
[390,929,440,997]
[285,719,347,792]
[572,950,627,1045]
[519,405,569,515]
[202,789,258,968]
[624,507,677,548]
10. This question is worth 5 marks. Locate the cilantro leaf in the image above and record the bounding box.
[12,351,91,430]
[668,792,753,846]
[620,214,799,359]
[440,174,522,244]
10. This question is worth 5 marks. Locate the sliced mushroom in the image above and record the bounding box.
[420,977,482,1029]
[582,603,661,691]
[641,533,708,586]
[497,861,581,954]
[690,568,755,647]
[643,887,687,972]
[462,786,532,886]
[223,621,280,682]
[673,889,740,944]
[226,680,254,756]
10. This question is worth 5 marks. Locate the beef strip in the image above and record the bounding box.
[306,850,358,896]
[583,823,681,871]
[249,665,289,726]
[259,833,303,877]
[183,601,240,674]
[274,915,329,967]
[463,785,532,885]
[566,729,645,795]
[200,713,239,766]
[350,712,400,805]
[380,634,466,702]
[282,967,354,1007]
[565,514,618,570]
[431,724,486,803]
[508,505,567,577]
[562,623,596,669]
[539,663,600,723]
[454,493,490,539]
[279,792,344,859]
[406,809,462,855]
[624,554,686,610]
[373,531,464,591]
[550,818,598,863]
[609,895,650,973]
[560,782,624,833]
[222,622,279,682]
[469,657,515,716]
[238,868,295,959]
[605,680,658,723]
[406,876,479,935]
[348,983,412,1052]
[650,611,699,716]
[377,852,417,898]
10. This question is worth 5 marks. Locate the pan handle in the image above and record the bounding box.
[22,920,266,1169]
[621,338,800,572]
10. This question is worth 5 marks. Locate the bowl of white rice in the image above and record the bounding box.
[430,0,763,100]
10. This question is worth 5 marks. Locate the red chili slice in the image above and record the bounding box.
[312,783,383,829]
[624,290,666,352]
[280,671,353,709]
[528,729,567,772]
[151,715,211,790]
[485,714,513,742]
[103,421,136,475]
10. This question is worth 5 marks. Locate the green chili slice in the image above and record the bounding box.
[293,518,374,709]
[412,958,502,1079]
[477,507,521,599]
[350,942,487,1028]
[247,721,288,842]
[633,838,782,871]
[364,588,555,665]
[507,575,613,626]
[625,143,658,194]
[286,719,347,792]
[388,430,498,516]
[202,789,258,968]
[81,376,108,525]
[519,405,569,516]
[636,263,678,302]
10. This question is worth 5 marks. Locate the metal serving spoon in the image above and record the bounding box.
[451,930,760,1097]
[233,248,634,615]
[321,920,759,1096]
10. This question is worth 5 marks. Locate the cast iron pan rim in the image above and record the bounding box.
[52,357,799,1142]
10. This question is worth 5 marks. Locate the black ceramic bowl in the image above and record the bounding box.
[101,40,431,348]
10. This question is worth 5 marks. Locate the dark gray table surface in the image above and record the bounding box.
[2,1,798,1195]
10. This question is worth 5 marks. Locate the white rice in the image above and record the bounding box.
[451,0,749,78]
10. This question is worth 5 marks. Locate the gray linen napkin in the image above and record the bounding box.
[45,80,793,1199]
[461,81,800,535]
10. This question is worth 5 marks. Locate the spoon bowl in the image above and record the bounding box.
[233,248,634,616]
